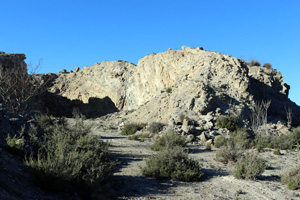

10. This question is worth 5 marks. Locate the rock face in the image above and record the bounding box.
[0,52,27,78]
[39,46,300,126]
[49,61,136,110]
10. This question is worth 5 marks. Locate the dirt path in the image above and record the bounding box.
[87,119,300,200]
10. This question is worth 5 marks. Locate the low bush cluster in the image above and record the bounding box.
[233,152,266,180]
[121,123,145,136]
[141,146,204,182]
[255,127,300,151]
[281,167,300,190]
[128,133,151,141]
[151,131,186,151]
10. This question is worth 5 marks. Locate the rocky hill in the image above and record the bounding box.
[45,46,300,127]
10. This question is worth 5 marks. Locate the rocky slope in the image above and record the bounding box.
[46,46,300,126]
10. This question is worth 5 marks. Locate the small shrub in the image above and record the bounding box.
[121,123,144,136]
[281,167,300,190]
[216,140,243,163]
[249,59,261,67]
[128,133,151,141]
[263,63,272,69]
[141,146,204,182]
[273,149,281,155]
[231,128,252,149]
[151,131,186,151]
[166,88,172,93]
[6,127,25,153]
[148,122,165,134]
[233,152,266,180]
[216,115,237,132]
[214,136,227,148]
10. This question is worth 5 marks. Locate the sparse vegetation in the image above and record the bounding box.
[151,131,186,151]
[141,146,204,182]
[216,115,237,132]
[233,152,266,180]
[255,127,300,151]
[121,123,144,136]
[281,167,300,190]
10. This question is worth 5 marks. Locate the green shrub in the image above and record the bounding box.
[214,136,227,148]
[141,146,204,182]
[128,133,151,141]
[281,167,300,190]
[273,149,281,155]
[291,127,300,145]
[151,131,186,151]
[255,134,294,151]
[216,115,237,132]
[233,152,266,180]
[25,117,116,192]
[249,59,261,67]
[216,140,243,163]
[148,122,165,134]
[231,128,253,149]
[263,63,272,69]
[6,127,25,154]
[121,123,144,136]
[166,88,172,93]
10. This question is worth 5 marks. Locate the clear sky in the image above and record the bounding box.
[1,0,299,105]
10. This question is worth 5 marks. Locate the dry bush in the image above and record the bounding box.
[216,140,244,163]
[121,123,145,136]
[151,131,186,151]
[263,63,272,69]
[233,152,266,180]
[25,115,116,193]
[141,146,204,182]
[281,167,300,190]
[251,100,271,135]
[0,60,46,115]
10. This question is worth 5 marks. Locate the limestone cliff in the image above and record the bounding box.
[44,46,300,126]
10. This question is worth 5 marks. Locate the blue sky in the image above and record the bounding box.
[1,0,299,105]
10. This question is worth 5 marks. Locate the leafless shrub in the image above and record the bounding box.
[285,106,292,129]
[251,100,271,135]
[0,59,46,115]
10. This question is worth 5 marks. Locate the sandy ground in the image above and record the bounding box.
[85,117,300,200]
